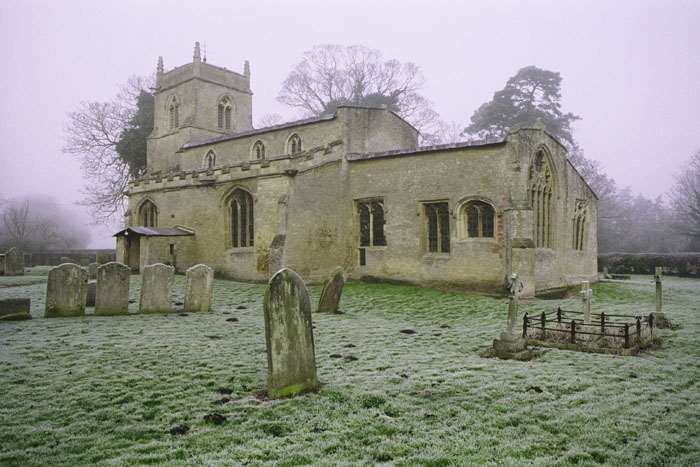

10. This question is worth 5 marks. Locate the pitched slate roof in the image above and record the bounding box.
[113,227,194,237]
[181,114,336,150]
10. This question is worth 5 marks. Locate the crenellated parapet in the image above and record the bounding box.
[129,140,344,194]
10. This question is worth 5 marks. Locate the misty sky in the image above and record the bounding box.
[0,0,698,248]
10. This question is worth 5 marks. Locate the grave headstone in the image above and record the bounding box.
[4,247,24,276]
[264,268,318,398]
[139,263,174,314]
[267,234,286,276]
[95,262,130,316]
[86,280,96,307]
[0,254,5,275]
[0,298,31,321]
[45,263,88,317]
[184,264,214,312]
[317,267,345,313]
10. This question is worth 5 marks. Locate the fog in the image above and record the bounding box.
[0,0,698,248]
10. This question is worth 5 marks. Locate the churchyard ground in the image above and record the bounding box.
[1,271,698,465]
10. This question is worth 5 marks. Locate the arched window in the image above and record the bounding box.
[529,150,555,248]
[217,97,233,130]
[229,189,254,248]
[287,134,302,155]
[357,200,387,247]
[424,202,450,253]
[572,200,587,251]
[168,97,179,130]
[139,200,158,227]
[252,140,265,160]
[462,201,495,238]
[204,150,216,170]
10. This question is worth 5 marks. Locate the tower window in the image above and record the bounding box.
[357,200,387,247]
[424,202,450,253]
[168,97,179,130]
[218,97,232,130]
[230,189,254,248]
[287,134,302,155]
[252,140,265,160]
[139,200,158,227]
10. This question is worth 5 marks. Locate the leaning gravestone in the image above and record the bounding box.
[87,262,99,280]
[0,298,31,321]
[317,267,346,313]
[139,263,174,314]
[264,268,318,398]
[184,264,214,312]
[95,262,130,316]
[4,247,24,276]
[45,263,88,317]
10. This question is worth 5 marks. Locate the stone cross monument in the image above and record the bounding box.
[505,273,523,336]
[492,273,528,357]
[581,281,592,324]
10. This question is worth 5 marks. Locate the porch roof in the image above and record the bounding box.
[113,226,194,238]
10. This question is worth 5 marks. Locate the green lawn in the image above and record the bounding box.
[0,272,698,466]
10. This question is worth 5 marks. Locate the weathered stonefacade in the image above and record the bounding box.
[118,44,598,296]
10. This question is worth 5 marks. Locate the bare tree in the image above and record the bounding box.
[669,149,700,248]
[0,196,91,251]
[421,120,468,146]
[2,201,33,249]
[63,75,153,225]
[277,45,440,142]
[256,113,284,128]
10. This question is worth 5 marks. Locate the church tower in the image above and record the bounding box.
[147,42,253,172]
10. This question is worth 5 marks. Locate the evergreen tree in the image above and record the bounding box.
[116,90,154,177]
[464,66,580,149]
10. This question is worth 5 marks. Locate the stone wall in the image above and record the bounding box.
[177,118,342,172]
[148,58,253,173]
[505,129,598,291]
[126,115,597,292]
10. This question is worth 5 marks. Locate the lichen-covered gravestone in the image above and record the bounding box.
[45,263,88,317]
[139,263,174,314]
[183,264,214,312]
[264,268,318,398]
[4,247,24,276]
[317,267,346,313]
[95,262,130,316]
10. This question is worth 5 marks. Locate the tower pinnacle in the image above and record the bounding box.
[193,41,201,63]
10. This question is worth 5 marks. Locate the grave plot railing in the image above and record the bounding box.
[522,307,655,349]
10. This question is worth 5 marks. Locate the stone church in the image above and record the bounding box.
[115,43,598,297]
